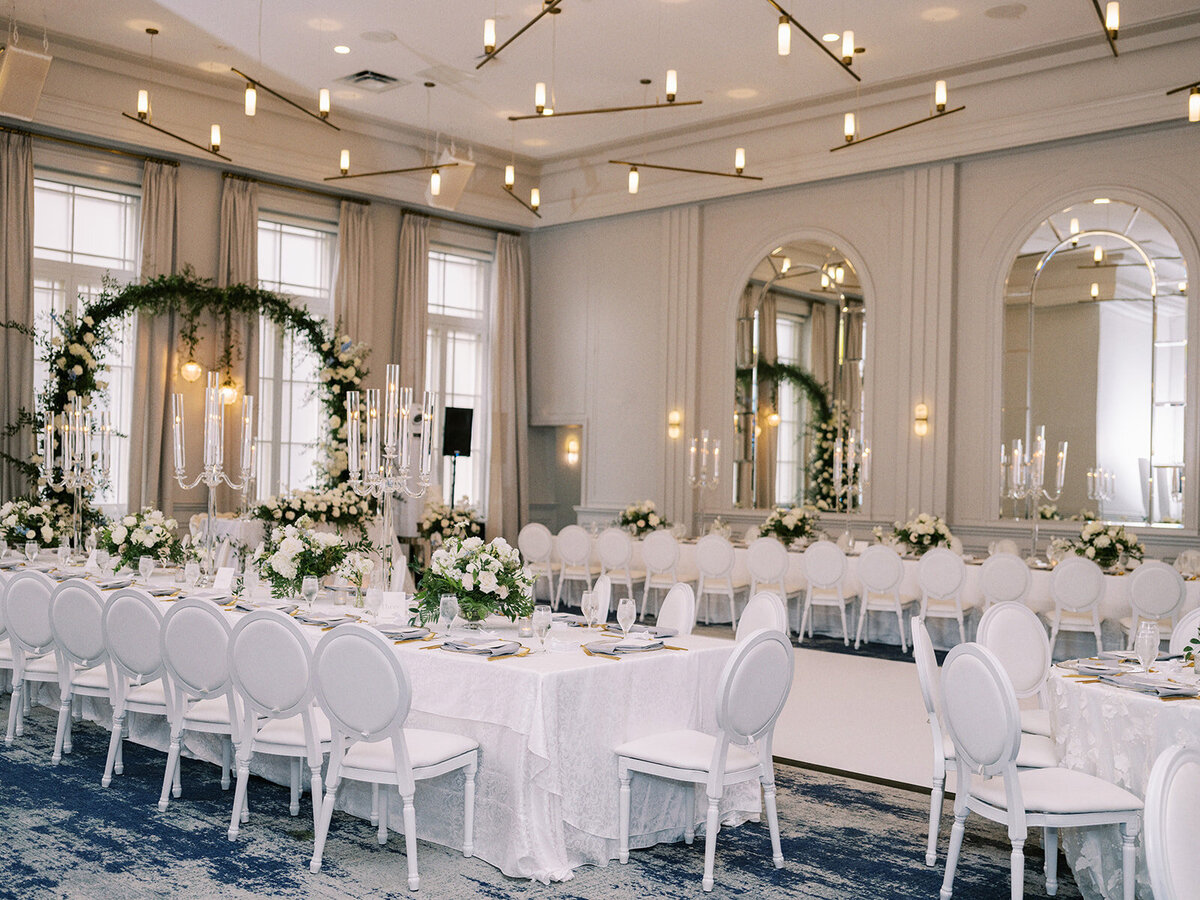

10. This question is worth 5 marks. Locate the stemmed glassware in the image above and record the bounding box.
[580,590,596,628]
[438,594,459,633]
[301,576,320,612]
[616,597,636,640]
[184,561,201,589]
[1135,621,1160,673]
[531,603,553,652]
[0,537,7,559]
[139,556,155,583]
[25,541,39,564]
[95,549,111,577]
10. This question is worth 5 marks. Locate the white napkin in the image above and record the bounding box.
[212,567,235,592]
[84,549,100,574]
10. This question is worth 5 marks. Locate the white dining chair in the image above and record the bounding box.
[1046,555,1106,657]
[597,527,645,601]
[48,579,115,765]
[309,624,479,889]
[616,628,794,892]
[798,541,851,645]
[694,533,748,626]
[517,522,558,602]
[976,601,1053,739]
[917,548,968,646]
[938,642,1142,900]
[978,552,1031,609]
[592,573,612,624]
[746,537,791,603]
[1121,560,1186,648]
[227,609,332,840]
[913,618,1057,867]
[736,591,788,640]
[640,530,681,621]
[100,587,174,789]
[3,570,62,749]
[656,583,696,636]
[158,597,242,813]
[855,544,908,652]
[1144,743,1200,900]
[742,525,760,544]
[553,524,601,610]
[1168,607,1200,655]
[991,538,1021,557]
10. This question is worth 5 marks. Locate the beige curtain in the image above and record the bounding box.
[486,233,530,544]
[0,132,33,501]
[333,200,374,342]
[127,161,179,513]
[809,301,833,393]
[393,214,428,397]
[754,290,778,507]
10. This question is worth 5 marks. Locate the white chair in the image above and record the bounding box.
[158,597,242,813]
[746,537,790,602]
[616,629,794,891]
[1144,743,1200,900]
[517,522,558,602]
[918,548,968,645]
[1046,555,1106,656]
[553,524,601,610]
[977,601,1053,738]
[694,534,749,626]
[1121,560,1186,648]
[309,624,479,889]
[742,525,760,544]
[597,527,645,601]
[640,530,681,621]
[855,544,908,652]
[592,573,612,624]
[978,552,1031,609]
[3,571,62,749]
[913,618,1058,868]
[100,587,174,789]
[798,541,851,645]
[48,579,115,765]
[227,609,332,839]
[991,538,1021,557]
[1168,607,1200,655]
[736,591,788,640]
[656,583,695,636]
[938,642,1142,900]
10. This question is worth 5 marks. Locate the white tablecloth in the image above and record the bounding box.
[1047,668,1200,899]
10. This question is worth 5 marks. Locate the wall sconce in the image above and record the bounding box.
[766,410,781,426]
[667,409,683,440]
[565,436,580,466]
[914,402,929,437]
[180,359,203,383]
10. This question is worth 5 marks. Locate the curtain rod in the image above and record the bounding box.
[0,123,179,167]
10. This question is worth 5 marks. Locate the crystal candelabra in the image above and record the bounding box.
[1087,466,1115,520]
[40,396,112,555]
[346,364,436,591]
[1000,425,1068,559]
[831,427,871,545]
[688,429,720,528]
[172,372,255,583]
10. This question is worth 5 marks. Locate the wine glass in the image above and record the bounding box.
[616,597,636,640]
[184,561,201,589]
[95,549,111,577]
[0,537,8,559]
[438,594,459,632]
[24,541,39,564]
[531,603,553,652]
[580,591,596,628]
[1135,621,1160,672]
[138,556,155,583]
[57,540,71,567]
[84,531,97,556]
[301,576,320,612]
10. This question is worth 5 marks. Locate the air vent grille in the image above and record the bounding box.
[335,70,406,93]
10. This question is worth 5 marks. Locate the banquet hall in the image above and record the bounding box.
[0,2,1199,898]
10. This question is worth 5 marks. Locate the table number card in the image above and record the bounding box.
[212,567,236,592]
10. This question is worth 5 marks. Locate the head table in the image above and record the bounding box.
[15,568,756,883]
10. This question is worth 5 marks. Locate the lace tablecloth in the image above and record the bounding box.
[1048,668,1200,899]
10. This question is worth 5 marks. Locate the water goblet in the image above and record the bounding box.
[1135,621,1160,672]
[184,561,201,589]
[616,597,636,640]
[531,603,553,652]
[25,541,39,564]
[580,591,596,628]
[0,537,7,559]
[58,540,71,567]
[95,549,111,577]
[139,556,155,583]
[439,594,459,633]
[85,532,97,555]
[301,576,320,611]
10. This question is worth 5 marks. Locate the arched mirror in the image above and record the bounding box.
[1002,198,1190,526]
[733,241,866,510]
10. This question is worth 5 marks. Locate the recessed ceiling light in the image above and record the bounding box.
[307,17,341,32]
[726,87,759,99]
[822,33,839,41]
[921,7,960,22]
[1093,197,1111,204]
[333,45,351,54]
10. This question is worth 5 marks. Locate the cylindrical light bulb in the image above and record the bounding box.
[244,83,257,116]
[934,80,947,112]
[484,17,496,54]
[209,124,221,151]
[1105,1,1119,37]
[844,111,856,142]
[780,257,791,274]
[1091,282,1100,299]
[778,16,791,56]
[1069,217,1080,245]
[842,30,855,64]
[1094,245,1104,264]
[1190,87,1200,123]
[628,166,639,194]
[504,164,515,189]
[137,89,150,120]
[430,168,441,196]
[665,69,677,103]
[535,82,546,114]
[734,147,745,174]
[835,265,845,284]
[339,148,350,175]
[318,88,330,118]
[530,187,540,210]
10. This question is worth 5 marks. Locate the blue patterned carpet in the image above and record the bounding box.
[0,706,1081,899]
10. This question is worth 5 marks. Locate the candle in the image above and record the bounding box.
[384,363,400,452]
[42,416,54,476]
[346,390,361,476]
[711,439,721,482]
[833,436,844,489]
[216,402,225,467]
[365,388,381,474]
[249,439,258,483]
[172,394,186,472]
[240,395,254,473]
[999,443,1008,494]
[60,414,72,471]
[204,373,219,467]
[99,410,112,475]
[419,391,435,476]
[82,412,92,469]
[398,386,413,470]
[689,438,697,480]
[859,441,870,485]
[1055,441,1068,493]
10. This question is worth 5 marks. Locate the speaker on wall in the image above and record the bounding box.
[0,46,52,121]
[443,407,473,457]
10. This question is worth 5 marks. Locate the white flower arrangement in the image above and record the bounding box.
[876,512,956,557]
[1049,521,1143,569]
[251,483,373,537]
[314,334,370,484]
[414,535,534,624]
[0,498,61,547]
[418,498,485,543]
[759,506,820,546]
[97,507,183,571]
[617,500,669,537]
[1037,504,1061,520]
[253,515,364,598]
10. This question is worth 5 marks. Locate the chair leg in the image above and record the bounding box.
[702,795,720,892]
[371,783,380,826]
[956,609,966,645]
[838,601,850,646]
[854,602,868,649]
[939,808,968,900]
[1009,839,1026,900]
[797,599,811,645]
[159,730,183,811]
[763,774,783,868]
[310,776,339,873]
[1043,826,1058,896]
[173,754,182,798]
[221,736,232,790]
[618,768,631,863]
[377,792,389,845]
[229,756,251,840]
[926,773,944,866]
[553,571,564,611]
[463,759,476,858]
[64,701,74,754]
[53,692,71,764]
[289,758,301,816]
[309,766,324,835]
[1120,821,1138,900]
[402,794,420,891]
[727,592,736,630]
[897,604,908,654]
[102,710,125,788]
[5,679,22,746]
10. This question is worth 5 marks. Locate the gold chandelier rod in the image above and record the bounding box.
[830,105,965,152]
[608,159,763,181]
[503,186,543,218]
[120,113,232,161]
[509,99,701,121]
[763,0,860,82]
[477,0,563,70]
[1088,0,1119,58]
[231,67,341,131]
[324,163,457,182]
[1165,79,1200,95]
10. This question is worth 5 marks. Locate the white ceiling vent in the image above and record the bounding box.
[335,70,406,93]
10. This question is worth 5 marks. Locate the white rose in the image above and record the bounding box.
[112,525,128,544]
[40,525,54,542]
[72,365,83,376]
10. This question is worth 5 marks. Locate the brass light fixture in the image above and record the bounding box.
[530,187,541,211]
[324,160,457,182]
[777,16,791,55]
[735,147,746,174]
[137,89,150,121]
[843,112,857,142]
[244,82,257,116]
[1165,80,1200,122]
[430,167,441,196]
[935,80,948,113]
[501,169,542,218]
[318,88,330,119]
[841,30,855,65]
[339,149,350,174]
[483,17,496,55]
[477,0,562,69]
[504,164,515,189]
[608,158,764,186]
[665,69,678,103]
[209,124,221,152]
[832,81,964,151]
[765,0,860,81]
[1089,0,1119,57]
[231,67,340,130]
[627,166,639,194]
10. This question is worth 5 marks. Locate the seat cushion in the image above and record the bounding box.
[972,767,1142,815]
[0,639,13,664]
[22,654,59,677]
[125,679,169,709]
[1055,610,1099,628]
[70,666,110,691]
[256,707,332,748]
[943,732,1057,769]
[1119,616,1173,634]
[1020,708,1052,738]
[615,729,760,774]
[343,730,479,773]
[184,696,235,727]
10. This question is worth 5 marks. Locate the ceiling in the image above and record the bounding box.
[18,0,1200,162]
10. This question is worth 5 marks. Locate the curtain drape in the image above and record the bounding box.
[0,133,33,502]
[755,290,778,507]
[393,214,428,398]
[486,233,530,544]
[809,301,833,394]
[333,200,374,343]
[127,161,179,513]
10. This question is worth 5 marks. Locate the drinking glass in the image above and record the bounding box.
[58,540,71,567]
[616,597,636,639]
[0,537,7,559]
[1135,621,1160,672]
[24,541,38,563]
[531,603,553,652]
[184,561,201,589]
[580,591,596,628]
[438,594,459,632]
[84,532,97,555]
[301,576,320,611]
[139,556,155,582]
[95,549,111,577]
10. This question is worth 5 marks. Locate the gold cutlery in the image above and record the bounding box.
[487,647,531,661]
[582,645,619,661]
[1160,694,1200,702]
[663,645,688,651]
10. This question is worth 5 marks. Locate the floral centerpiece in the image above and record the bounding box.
[97,508,184,571]
[413,536,534,627]
[254,516,363,599]
[315,333,370,484]
[876,513,956,556]
[618,500,669,537]
[337,551,375,607]
[252,483,373,537]
[759,506,820,546]
[1050,521,1144,570]
[418,499,485,544]
[1038,504,1061,520]
[0,498,61,547]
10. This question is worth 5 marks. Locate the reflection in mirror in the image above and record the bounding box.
[734,241,866,510]
[1002,198,1189,526]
